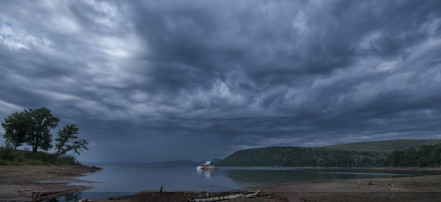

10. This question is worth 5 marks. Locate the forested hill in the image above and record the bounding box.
[217,139,441,167]
[325,139,441,153]
[218,146,387,167]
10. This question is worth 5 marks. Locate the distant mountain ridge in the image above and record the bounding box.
[86,159,223,167]
[218,139,441,167]
[141,160,198,167]
[82,161,197,167]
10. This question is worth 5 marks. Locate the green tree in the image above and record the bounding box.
[1,110,32,149]
[26,107,59,153]
[54,124,88,163]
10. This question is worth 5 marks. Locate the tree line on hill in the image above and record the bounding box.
[218,147,388,167]
[325,139,441,153]
[218,143,441,168]
[388,144,441,167]
[1,107,88,164]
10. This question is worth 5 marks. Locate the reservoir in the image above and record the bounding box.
[63,165,441,200]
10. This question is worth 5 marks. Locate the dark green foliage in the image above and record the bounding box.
[26,107,59,153]
[29,150,56,163]
[0,146,17,162]
[387,144,441,167]
[55,155,78,165]
[1,110,31,149]
[0,147,79,165]
[0,147,63,165]
[1,107,59,153]
[219,140,441,168]
[1,107,88,165]
[218,146,387,167]
[326,139,441,153]
[54,124,88,163]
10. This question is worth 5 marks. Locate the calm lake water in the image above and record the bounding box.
[59,165,441,201]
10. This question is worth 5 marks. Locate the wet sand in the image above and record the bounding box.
[0,165,100,201]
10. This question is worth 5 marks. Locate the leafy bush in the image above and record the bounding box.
[29,159,46,165]
[0,147,78,165]
[0,147,14,161]
[0,147,25,163]
[31,151,56,163]
[55,155,78,165]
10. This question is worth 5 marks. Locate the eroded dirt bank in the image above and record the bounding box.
[0,165,100,201]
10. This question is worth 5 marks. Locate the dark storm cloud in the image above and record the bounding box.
[1,0,441,162]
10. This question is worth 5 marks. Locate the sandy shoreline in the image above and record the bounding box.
[0,165,100,201]
[254,174,441,201]
[98,173,441,202]
[1,166,441,201]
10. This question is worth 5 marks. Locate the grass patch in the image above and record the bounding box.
[29,159,46,165]
[0,147,79,166]
[56,155,78,165]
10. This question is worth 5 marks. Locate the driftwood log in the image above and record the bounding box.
[188,190,260,202]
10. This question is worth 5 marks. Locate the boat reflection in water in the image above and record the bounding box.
[197,167,215,178]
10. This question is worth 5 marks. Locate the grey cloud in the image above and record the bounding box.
[0,0,440,162]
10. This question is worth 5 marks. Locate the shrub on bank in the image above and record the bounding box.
[0,147,25,164]
[55,155,78,165]
[0,147,79,166]
[29,159,46,165]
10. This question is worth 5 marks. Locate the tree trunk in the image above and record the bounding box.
[32,144,38,153]
[53,150,60,164]
[32,136,39,154]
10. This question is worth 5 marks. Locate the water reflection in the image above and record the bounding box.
[219,167,431,186]
[221,168,332,186]
[75,166,241,194]
[196,167,216,178]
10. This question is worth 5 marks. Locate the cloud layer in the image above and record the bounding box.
[1,0,441,162]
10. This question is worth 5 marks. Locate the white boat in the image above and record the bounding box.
[197,161,215,169]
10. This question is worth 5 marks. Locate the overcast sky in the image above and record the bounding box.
[1,0,440,162]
